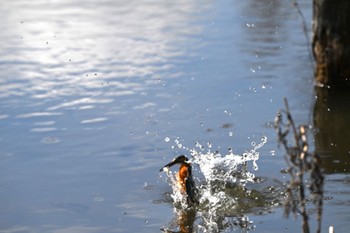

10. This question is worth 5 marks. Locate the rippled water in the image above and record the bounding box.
[1,0,349,232]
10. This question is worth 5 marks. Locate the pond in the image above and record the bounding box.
[0,0,349,232]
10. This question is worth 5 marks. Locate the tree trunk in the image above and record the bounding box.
[312,0,350,88]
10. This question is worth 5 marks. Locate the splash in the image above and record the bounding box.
[161,136,273,232]
[162,168,191,209]
[192,136,266,187]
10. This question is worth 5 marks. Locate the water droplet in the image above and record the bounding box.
[164,137,170,142]
[270,150,275,156]
[249,87,257,93]
[229,131,233,137]
[253,161,258,170]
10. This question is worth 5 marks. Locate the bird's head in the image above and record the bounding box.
[160,155,189,172]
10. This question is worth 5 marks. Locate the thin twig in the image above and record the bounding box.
[275,99,324,233]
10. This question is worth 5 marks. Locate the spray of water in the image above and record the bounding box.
[161,136,277,232]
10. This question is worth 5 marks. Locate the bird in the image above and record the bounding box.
[160,155,198,206]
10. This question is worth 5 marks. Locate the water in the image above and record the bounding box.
[0,0,349,232]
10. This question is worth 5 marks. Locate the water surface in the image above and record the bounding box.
[1,0,349,232]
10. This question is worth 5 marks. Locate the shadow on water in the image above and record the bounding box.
[313,87,350,174]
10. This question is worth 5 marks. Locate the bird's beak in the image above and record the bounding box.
[159,159,178,172]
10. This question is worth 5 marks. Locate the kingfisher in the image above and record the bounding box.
[160,155,198,205]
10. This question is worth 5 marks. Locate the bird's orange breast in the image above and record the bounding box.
[177,164,190,192]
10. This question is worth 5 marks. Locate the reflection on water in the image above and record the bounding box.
[314,88,350,174]
[0,0,207,105]
[161,208,196,233]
